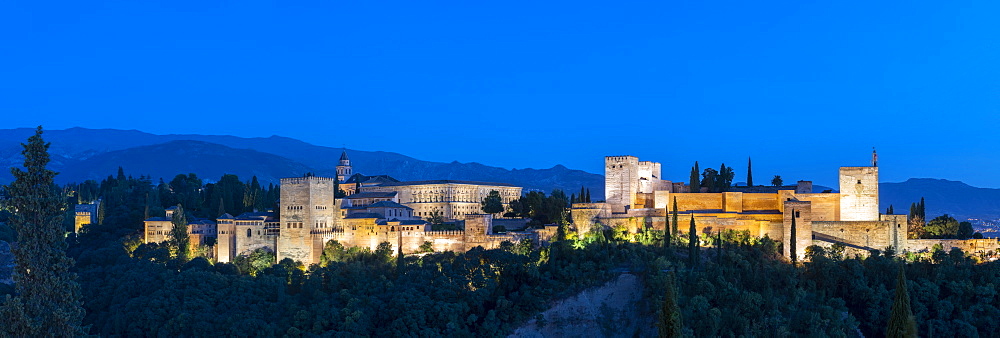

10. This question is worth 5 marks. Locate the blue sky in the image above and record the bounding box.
[2,1,999,188]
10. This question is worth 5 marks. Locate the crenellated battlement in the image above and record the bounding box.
[281,176,334,185]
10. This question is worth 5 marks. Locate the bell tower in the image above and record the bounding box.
[336,150,352,182]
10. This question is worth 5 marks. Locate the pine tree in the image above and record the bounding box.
[688,215,698,269]
[658,272,683,338]
[170,204,190,262]
[747,157,754,186]
[0,126,85,336]
[672,197,679,237]
[886,265,918,338]
[689,161,701,192]
[790,209,797,263]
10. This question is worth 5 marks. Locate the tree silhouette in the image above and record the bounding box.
[0,126,85,336]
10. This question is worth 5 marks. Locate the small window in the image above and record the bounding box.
[857,180,862,184]
[247,229,252,238]
[795,211,801,218]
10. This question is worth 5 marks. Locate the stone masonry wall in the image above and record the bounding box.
[839,167,879,221]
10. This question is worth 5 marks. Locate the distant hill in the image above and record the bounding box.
[0,128,605,197]
[58,140,314,184]
[880,178,1000,221]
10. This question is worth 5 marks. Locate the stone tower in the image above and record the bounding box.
[839,166,879,221]
[463,214,492,250]
[216,213,236,263]
[783,200,813,260]
[336,151,352,182]
[605,156,640,212]
[277,176,336,265]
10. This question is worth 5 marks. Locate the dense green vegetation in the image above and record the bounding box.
[906,197,982,240]
[647,231,1000,337]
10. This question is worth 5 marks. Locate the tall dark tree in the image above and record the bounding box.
[718,163,734,192]
[689,161,701,192]
[664,209,671,249]
[886,204,894,215]
[585,188,591,203]
[170,204,190,262]
[771,175,783,187]
[688,215,698,269]
[658,272,682,338]
[918,197,926,220]
[0,127,85,336]
[333,179,347,198]
[701,168,718,193]
[886,265,917,338]
[747,157,754,186]
[672,197,679,238]
[481,190,504,215]
[790,209,797,264]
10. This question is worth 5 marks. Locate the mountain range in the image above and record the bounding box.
[0,127,602,197]
[1,127,998,221]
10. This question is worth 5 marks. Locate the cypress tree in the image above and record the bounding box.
[170,204,190,262]
[688,215,698,268]
[717,230,723,263]
[585,188,591,203]
[747,157,754,186]
[790,209,797,263]
[658,272,683,338]
[0,126,85,336]
[396,230,405,276]
[144,192,151,220]
[570,193,576,204]
[918,197,926,221]
[689,161,701,192]
[886,265,918,338]
[664,210,671,249]
[217,197,225,218]
[672,197,679,237]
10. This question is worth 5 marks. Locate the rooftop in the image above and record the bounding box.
[367,201,412,209]
[346,191,398,199]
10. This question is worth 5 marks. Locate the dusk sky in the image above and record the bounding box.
[2,1,999,188]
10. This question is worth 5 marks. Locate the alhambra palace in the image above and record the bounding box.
[79,151,998,266]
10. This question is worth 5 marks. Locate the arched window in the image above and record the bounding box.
[247,228,252,238]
